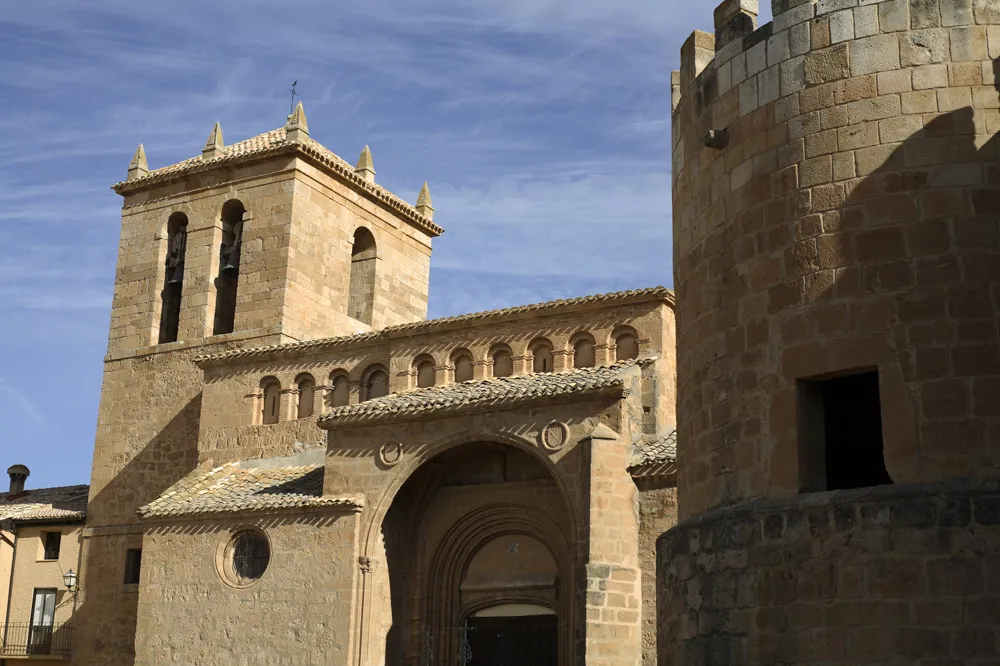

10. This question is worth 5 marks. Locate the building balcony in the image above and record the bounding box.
[0,623,73,660]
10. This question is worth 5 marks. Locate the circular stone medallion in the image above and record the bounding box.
[379,441,403,466]
[540,421,569,451]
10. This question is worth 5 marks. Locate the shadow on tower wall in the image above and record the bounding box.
[72,390,202,665]
[660,57,1000,666]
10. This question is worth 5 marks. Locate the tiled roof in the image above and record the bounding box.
[629,430,677,471]
[0,485,89,523]
[194,286,674,366]
[319,360,644,428]
[139,461,363,520]
[112,127,443,237]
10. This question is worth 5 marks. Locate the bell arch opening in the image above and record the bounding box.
[348,227,377,325]
[373,441,573,666]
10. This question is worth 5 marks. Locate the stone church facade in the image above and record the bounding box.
[64,0,1000,664]
[72,103,677,666]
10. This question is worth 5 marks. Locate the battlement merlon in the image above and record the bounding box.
[669,0,999,167]
[673,0,816,114]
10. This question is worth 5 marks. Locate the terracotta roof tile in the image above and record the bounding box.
[0,485,89,523]
[629,430,677,470]
[318,360,645,429]
[194,286,673,366]
[112,127,443,237]
[139,462,362,520]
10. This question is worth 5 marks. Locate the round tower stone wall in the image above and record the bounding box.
[671,0,1000,519]
[660,0,1000,663]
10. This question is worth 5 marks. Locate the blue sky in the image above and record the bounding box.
[0,0,773,488]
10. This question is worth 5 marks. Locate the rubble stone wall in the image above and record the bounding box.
[657,478,1000,664]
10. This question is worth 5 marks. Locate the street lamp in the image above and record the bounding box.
[62,569,77,591]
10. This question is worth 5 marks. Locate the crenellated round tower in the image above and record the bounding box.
[660,0,1000,662]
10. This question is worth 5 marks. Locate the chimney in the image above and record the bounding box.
[7,464,29,497]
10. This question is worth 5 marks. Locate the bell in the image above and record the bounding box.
[166,265,184,285]
[220,246,241,277]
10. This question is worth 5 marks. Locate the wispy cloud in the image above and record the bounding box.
[0,0,709,486]
[0,377,46,425]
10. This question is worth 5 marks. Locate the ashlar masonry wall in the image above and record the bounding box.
[660,0,1000,663]
[193,296,676,468]
[671,0,1000,520]
[134,510,360,666]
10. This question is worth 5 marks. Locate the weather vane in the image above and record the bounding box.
[289,81,298,115]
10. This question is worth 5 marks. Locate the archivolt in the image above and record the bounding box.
[420,502,574,666]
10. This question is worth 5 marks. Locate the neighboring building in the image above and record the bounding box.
[72,102,678,666]
[660,0,1000,664]
[1,466,88,665]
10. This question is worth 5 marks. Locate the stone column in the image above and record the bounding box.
[279,387,298,421]
[512,354,531,376]
[553,350,573,372]
[594,343,613,367]
[579,424,642,666]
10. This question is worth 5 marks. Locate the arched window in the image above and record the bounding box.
[573,334,596,369]
[615,330,640,361]
[214,200,246,335]
[362,366,389,402]
[531,340,554,374]
[329,373,350,408]
[261,378,281,425]
[492,348,513,378]
[296,374,316,419]
[414,357,436,388]
[348,228,377,325]
[158,212,188,344]
[453,352,474,383]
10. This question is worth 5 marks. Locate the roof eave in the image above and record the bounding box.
[318,383,627,430]
[111,142,443,237]
[2,514,86,526]
[628,461,677,476]
[193,288,674,368]
[138,498,364,523]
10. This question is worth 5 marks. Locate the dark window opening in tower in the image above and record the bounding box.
[158,213,188,344]
[348,227,377,325]
[213,200,246,336]
[799,370,892,492]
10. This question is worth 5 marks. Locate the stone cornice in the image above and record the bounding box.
[194,287,674,368]
[112,134,443,238]
[318,361,645,430]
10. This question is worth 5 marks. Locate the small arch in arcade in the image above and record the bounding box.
[570,332,596,369]
[295,373,316,418]
[361,364,390,402]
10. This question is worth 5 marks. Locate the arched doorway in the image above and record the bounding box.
[379,441,573,666]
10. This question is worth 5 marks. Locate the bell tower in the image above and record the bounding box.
[73,103,441,666]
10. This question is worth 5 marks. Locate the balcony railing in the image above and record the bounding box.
[1,623,73,658]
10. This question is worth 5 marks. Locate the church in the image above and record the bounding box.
[69,102,677,666]
[7,2,998,664]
